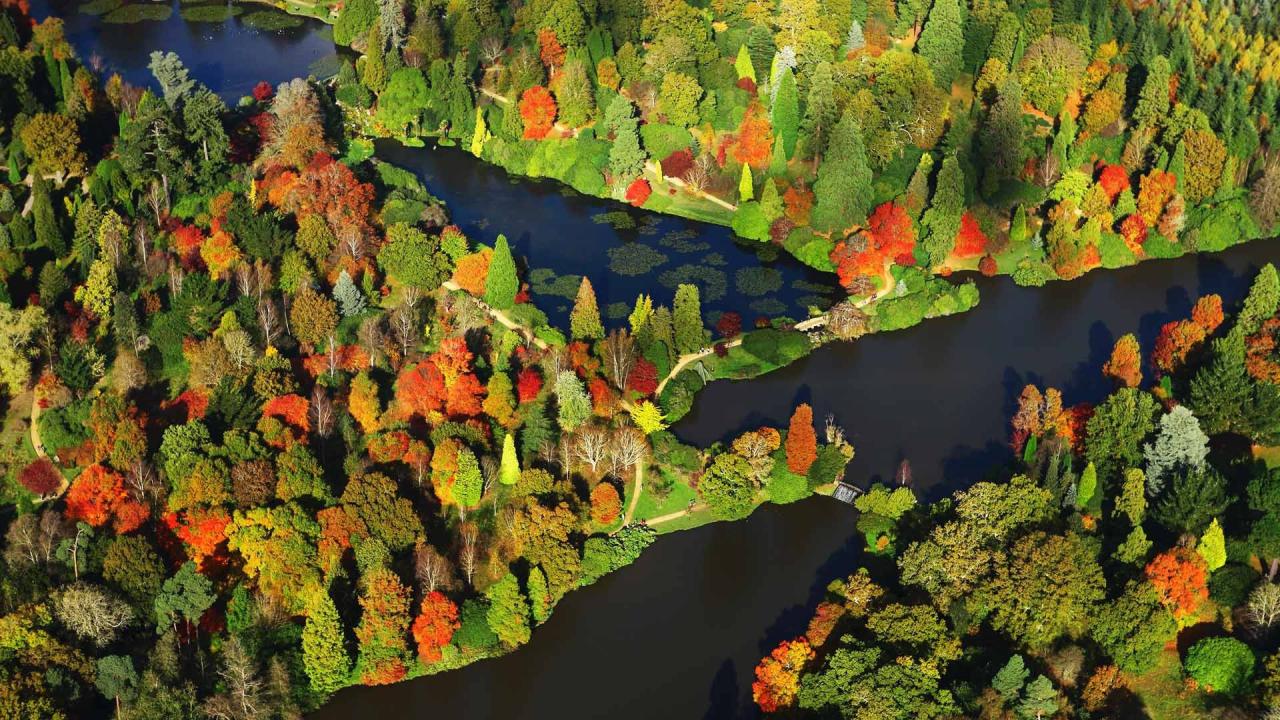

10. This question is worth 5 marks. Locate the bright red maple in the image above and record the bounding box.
[519,86,557,140]
[411,591,460,664]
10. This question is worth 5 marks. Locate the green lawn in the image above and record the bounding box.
[633,469,697,523]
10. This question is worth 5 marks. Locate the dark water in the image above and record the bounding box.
[375,140,838,330]
[23,9,1280,718]
[30,0,341,99]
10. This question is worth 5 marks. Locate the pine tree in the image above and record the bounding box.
[484,234,518,310]
[333,270,366,317]
[917,0,965,87]
[606,96,646,181]
[772,67,799,160]
[499,433,520,485]
[31,176,63,256]
[673,284,705,355]
[302,591,351,695]
[1189,331,1253,436]
[1143,406,1210,496]
[811,110,873,233]
[570,276,604,340]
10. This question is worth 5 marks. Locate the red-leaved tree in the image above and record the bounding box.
[411,591,460,664]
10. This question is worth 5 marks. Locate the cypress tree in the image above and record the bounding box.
[785,403,818,475]
[499,433,520,485]
[484,234,518,310]
[772,67,799,159]
[31,176,63,256]
[570,276,604,340]
[739,163,754,202]
[811,110,872,234]
[921,155,965,265]
[917,0,965,87]
[673,283,705,355]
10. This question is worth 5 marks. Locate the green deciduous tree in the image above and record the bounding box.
[20,112,86,178]
[485,572,531,647]
[484,234,518,310]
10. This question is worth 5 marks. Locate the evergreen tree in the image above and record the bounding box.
[772,67,799,160]
[148,51,196,109]
[921,155,965,265]
[673,283,705,355]
[333,270,366,317]
[484,234,518,310]
[499,433,520,485]
[570,276,604,340]
[811,111,873,233]
[980,79,1025,196]
[606,96,645,181]
[1189,330,1280,442]
[1133,55,1171,128]
[555,370,592,432]
[454,447,482,509]
[1238,263,1279,335]
[801,61,838,160]
[739,163,754,202]
[917,0,965,87]
[31,176,62,256]
[1142,406,1209,496]
[302,591,351,695]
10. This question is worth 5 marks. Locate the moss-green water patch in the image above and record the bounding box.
[103,3,173,23]
[591,210,635,229]
[529,268,582,300]
[735,266,783,296]
[605,302,630,320]
[658,229,707,253]
[657,264,728,302]
[181,4,242,20]
[606,243,669,276]
[242,9,303,29]
[79,0,123,16]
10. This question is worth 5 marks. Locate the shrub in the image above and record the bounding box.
[639,124,693,163]
[1185,637,1254,696]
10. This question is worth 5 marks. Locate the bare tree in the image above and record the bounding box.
[54,583,134,646]
[391,302,419,362]
[1249,583,1280,636]
[609,427,647,476]
[310,386,335,438]
[358,316,386,368]
[684,154,713,192]
[414,542,457,594]
[572,427,611,474]
[3,510,70,567]
[202,636,265,720]
[126,460,164,509]
[479,36,505,66]
[257,296,282,348]
[602,329,636,391]
[459,524,479,587]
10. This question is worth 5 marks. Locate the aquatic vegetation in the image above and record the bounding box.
[606,243,669,276]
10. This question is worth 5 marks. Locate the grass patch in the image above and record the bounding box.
[79,0,123,16]
[241,9,303,29]
[103,3,173,23]
[633,469,697,522]
[181,4,242,21]
[1126,648,1213,720]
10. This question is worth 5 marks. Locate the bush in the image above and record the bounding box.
[807,445,849,489]
[455,599,498,651]
[766,460,810,504]
[741,329,809,367]
[1184,637,1255,696]
[1209,564,1260,608]
[639,123,693,163]
[731,202,770,241]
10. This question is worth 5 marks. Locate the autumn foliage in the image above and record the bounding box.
[731,102,774,169]
[1102,334,1142,388]
[625,178,651,207]
[516,367,543,403]
[395,338,486,422]
[952,212,988,258]
[1146,548,1208,620]
[751,638,814,712]
[65,464,149,533]
[1152,295,1223,374]
[262,394,311,433]
[786,403,818,475]
[1098,163,1130,201]
[590,482,622,525]
[519,86,557,140]
[411,591,460,664]
[452,249,492,295]
[830,201,916,288]
[18,457,62,496]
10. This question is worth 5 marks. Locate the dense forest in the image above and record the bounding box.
[752,264,1280,718]
[331,0,1280,306]
[5,0,1280,717]
[0,4,860,717]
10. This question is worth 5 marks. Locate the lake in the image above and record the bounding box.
[25,8,1280,718]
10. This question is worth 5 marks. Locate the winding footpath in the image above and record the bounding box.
[441,280,549,350]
